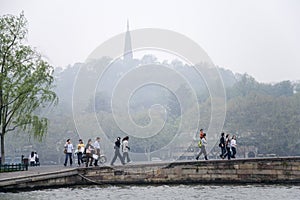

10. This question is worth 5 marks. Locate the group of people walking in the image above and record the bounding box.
[195,129,237,161]
[63,130,236,166]
[63,136,132,167]
[110,136,131,166]
[63,137,101,167]
[83,137,101,167]
[219,132,237,160]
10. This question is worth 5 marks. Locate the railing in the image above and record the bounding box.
[0,163,28,173]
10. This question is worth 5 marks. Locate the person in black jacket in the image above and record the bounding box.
[223,134,231,160]
[219,132,226,159]
[110,137,125,166]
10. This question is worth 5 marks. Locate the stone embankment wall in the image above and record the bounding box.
[80,157,300,184]
[0,169,78,191]
[1,157,299,192]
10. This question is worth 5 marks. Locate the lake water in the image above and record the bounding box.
[1,185,299,200]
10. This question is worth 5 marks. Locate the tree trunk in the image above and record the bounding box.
[1,133,4,164]
[145,146,151,161]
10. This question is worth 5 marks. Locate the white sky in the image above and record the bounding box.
[1,0,299,83]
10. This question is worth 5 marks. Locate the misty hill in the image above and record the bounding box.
[52,56,300,155]
[5,56,300,164]
[54,56,237,111]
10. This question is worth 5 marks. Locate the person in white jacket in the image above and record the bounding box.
[64,139,74,167]
[93,137,101,166]
[122,136,132,163]
[196,133,208,160]
[231,135,237,158]
[29,151,36,166]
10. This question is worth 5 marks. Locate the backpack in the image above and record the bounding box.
[219,138,222,147]
[198,140,202,148]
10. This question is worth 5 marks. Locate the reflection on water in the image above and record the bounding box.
[1,185,299,200]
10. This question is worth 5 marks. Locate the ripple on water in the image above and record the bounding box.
[0,185,299,200]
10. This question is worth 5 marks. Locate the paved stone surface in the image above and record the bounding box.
[0,165,75,181]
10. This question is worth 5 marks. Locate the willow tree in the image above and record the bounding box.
[0,12,57,163]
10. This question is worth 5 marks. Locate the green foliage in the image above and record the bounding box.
[228,74,294,99]
[0,12,57,163]
[225,76,300,156]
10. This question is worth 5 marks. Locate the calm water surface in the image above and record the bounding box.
[1,185,299,200]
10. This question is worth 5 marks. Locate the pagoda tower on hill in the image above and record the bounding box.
[123,19,133,62]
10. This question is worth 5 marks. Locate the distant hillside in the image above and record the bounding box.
[5,56,299,164]
[53,56,237,111]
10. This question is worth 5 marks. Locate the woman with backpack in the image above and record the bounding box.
[110,137,125,166]
[219,132,226,159]
[196,133,208,160]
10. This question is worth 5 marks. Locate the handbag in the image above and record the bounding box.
[92,154,99,160]
[198,140,202,148]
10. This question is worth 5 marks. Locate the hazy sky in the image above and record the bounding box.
[1,0,299,83]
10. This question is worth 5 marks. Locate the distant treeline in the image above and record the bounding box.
[5,57,300,163]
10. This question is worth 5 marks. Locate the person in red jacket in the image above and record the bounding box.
[199,129,204,139]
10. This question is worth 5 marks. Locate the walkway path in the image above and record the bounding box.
[0,161,170,184]
[0,165,75,181]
